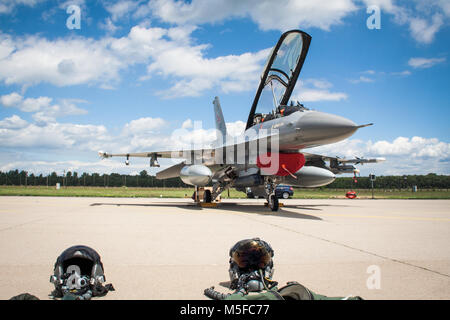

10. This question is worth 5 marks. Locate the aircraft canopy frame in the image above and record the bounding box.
[246,30,312,130]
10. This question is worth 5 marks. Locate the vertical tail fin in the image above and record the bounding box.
[213,96,227,146]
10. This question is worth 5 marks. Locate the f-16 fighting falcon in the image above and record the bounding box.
[99,30,384,211]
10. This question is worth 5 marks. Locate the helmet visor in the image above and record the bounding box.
[231,240,272,270]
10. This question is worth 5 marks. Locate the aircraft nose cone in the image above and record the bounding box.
[297,111,358,145]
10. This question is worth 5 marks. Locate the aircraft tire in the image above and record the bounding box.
[204,190,212,203]
[269,194,279,211]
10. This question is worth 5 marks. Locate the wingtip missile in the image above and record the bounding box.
[358,156,386,164]
[98,151,110,159]
[336,156,386,164]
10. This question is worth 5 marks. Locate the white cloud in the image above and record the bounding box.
[133,2,152,20]
[308,138,367,159]
[21,96,53,112]
[165,119,246,151]
[0,92,88,124]
[408,14,444,44]
[350,68,413,82]
[181,119,193,129]
[304,79,333,89]
[146,41,271,98]
[0,115,28,129]
[299,89,348,102]
[390,70,412,76]
[0,25,270,96]
[408,57,446,69]
[311,136,450,161]
[292,79,348,102]
[103,0,142,22]
[0,34,124,88]
[98,18,120,34]
[360,0,449,44]
[0,0,46,14]
[58,0,86,10]
[0,121,109,150]
[122,117,167,135]
[0,92,23,107]
[349,75,375,84]
[4,3,444,97]
[148,0,448,44]
[149,0,358,31]
[33,99,88,124]
[0,112,209,158]
[0,37,15,60]
[434,0,450,16]
[309,135,450,175]
[367,136,450,159]
[1,92,53,112]
[226,121,246,137]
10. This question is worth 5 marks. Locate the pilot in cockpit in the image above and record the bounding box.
[253,101,308,125]
[277,101,308,117]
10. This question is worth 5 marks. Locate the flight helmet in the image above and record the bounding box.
[50,245,112,299]
[228,238,275,292]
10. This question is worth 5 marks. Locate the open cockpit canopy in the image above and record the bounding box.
[246,30,311,129]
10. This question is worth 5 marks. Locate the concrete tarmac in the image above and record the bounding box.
[0,196,449,300]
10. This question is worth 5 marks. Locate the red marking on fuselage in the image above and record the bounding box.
[257,152,305,176]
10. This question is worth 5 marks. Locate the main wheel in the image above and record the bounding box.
[204,190,212,203]
[269,194,279,211]
[282,192,290,199]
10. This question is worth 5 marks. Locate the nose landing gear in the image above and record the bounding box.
[264,179,280,212]
[268,193,279,211]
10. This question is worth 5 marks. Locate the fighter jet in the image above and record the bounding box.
[99,30,384,211]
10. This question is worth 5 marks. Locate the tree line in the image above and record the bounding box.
[0,170,449,189]
[0,170,188,188]
[326,173,450,190]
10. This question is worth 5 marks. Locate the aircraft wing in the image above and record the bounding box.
[98,147,218,167]
[98,127,281,166]
[99,150,186,159]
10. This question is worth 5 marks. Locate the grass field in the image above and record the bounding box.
[0,186,449,199]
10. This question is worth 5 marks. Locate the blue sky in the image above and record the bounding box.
[0,0,449,176]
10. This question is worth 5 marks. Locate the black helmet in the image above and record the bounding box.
[50,245,113,299]
[229,238,274,270]
[228,238,275,291]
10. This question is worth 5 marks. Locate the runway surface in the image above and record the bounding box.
[0,196,449,300]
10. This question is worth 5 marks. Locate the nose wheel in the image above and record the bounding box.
[268,193,279,211]
[264,177,283,211]
[264,179,280,211]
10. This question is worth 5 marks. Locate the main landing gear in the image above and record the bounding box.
[192,186,220,207]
